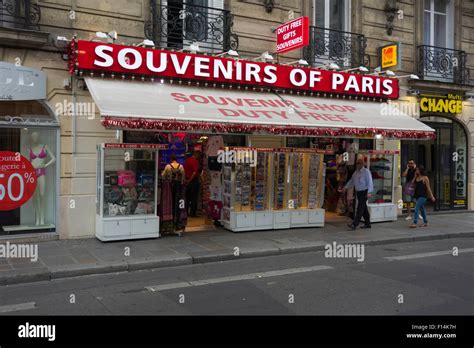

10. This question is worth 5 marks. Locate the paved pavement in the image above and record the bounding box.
[0,237,472,315]
[0,212,473,285]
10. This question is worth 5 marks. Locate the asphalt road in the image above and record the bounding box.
[0,237,473,315]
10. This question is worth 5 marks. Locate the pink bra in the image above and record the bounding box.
[30,146,47,160]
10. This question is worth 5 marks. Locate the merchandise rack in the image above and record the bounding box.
[222,147,326,232]
[95,143,167,241]
[360,150,399,222]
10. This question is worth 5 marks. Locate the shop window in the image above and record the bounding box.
[0,127,57,233]
[286,137,310,148]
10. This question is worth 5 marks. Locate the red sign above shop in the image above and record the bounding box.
[103,143,168,149]
[0,151,37,211]
[276,16,309,53]
[71,40,399,99]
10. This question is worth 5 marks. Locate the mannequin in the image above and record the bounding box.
[29,132,56,226]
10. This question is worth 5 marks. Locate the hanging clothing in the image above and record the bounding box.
[159,180,174,234]
[205,136,224,157]
[161,162,187,234]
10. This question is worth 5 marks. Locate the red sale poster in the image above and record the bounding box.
[0,151,38,211]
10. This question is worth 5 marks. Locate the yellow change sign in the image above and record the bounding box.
[420,97,463,114]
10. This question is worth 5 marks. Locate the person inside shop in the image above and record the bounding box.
[335,155,349,216]
[410,165,436,228]
[339,158,373,230]
[185,150,201,217]
[161,153,187,236]
[402,159,417,220]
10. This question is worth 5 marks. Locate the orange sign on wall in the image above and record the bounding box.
[379,43,400,70]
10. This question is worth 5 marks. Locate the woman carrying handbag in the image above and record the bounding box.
[402,159,417,220]
[410,165,436,228]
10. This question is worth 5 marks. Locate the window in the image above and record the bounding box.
[313,0,350,31]
[309,0,358,68]
[161,0,225,52]
[423,0,454,48]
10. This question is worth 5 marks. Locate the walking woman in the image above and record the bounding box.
[410,165,435,228]
[160,153,187,236]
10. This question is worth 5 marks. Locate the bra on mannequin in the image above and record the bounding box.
[30,145,47,160]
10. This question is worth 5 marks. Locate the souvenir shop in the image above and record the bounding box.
[69,39,435,241]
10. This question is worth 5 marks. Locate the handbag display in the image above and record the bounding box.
[105,187,122,203]
[135,202,153,215]
[117,170,136,187]
[138,173,154,185]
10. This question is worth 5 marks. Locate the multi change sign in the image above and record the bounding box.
[420,94,463,114]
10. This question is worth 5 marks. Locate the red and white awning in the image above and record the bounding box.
[85,78,435,139]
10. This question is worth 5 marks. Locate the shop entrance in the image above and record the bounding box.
[124,131,246,233]
[401,117,468,211]
[286,137,374,223]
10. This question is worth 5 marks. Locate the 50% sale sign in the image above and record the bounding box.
[0,151,37,211]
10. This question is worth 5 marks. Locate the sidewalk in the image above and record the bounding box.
[1,212,473,286]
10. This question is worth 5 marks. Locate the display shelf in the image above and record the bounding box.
[360,150,399,222]
[96,143,167,241]
[222,147,326,232]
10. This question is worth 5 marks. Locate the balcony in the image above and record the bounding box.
[0,0,40,30]
[303,26,369,69]
[0,0,48,48]
[417,45,470,85]
[145,0,239,53]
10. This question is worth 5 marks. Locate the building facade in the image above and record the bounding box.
[0,0,472,239]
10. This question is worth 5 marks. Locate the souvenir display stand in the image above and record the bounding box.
[222,148,326,232]
[95,143,166,241]
[361,150,398,222]
[287,149,326,228]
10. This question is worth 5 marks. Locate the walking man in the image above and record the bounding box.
[339,158,373,230]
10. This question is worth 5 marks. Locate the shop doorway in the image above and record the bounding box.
[124,131,246,233]
[401,117,468,211]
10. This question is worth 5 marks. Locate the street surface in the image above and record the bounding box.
[0,237,472,315]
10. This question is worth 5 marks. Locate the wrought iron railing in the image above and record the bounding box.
[145,0,238,52]
[303,26,369,68]
[417,45,470,85]
[0,0,40,30]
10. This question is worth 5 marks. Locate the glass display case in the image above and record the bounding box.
[222,148,274,231]
[286,150,325,227]
[222,147,326,232]
[363,150,398,222]
[96,143,167,241]
[273,150,290,210]
[368,153,395,204]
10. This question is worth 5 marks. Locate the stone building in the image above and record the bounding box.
[0,0,472,239]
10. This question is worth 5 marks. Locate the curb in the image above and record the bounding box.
[0,231,473,286]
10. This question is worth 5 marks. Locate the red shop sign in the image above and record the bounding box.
[72,40,399,99]
[276,16,309,54]
[104,143,168,149]
[0,151,37,211]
